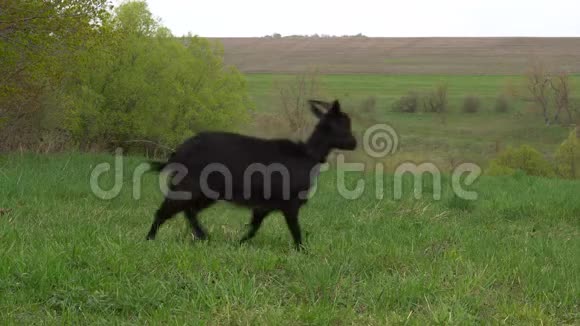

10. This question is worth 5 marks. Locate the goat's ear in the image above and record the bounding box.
[309,100,329,119]
[329,100,341,115]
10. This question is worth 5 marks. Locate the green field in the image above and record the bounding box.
[3,5,579,324]
[245,74,580,111]
[1,153,579,324]
[244,74,579,169]
[1,73,579,324]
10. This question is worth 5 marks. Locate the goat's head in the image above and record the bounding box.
[309,99,357,151]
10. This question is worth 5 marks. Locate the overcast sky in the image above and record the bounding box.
[141,0,580,37]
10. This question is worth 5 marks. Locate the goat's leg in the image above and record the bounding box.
[240,208,272,243]
[282,205,303,250]
[184,209,207,240]
[184,197,214,240]
[146,199,186,240]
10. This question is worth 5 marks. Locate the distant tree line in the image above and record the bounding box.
[263,33,367,39]
[0,0,251,153]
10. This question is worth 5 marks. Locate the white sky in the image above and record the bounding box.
[140,0,580,37]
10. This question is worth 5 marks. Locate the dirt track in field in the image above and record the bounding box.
[212,37,580,75]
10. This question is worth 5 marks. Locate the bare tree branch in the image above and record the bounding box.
[550,72,573,125]
[526,60,552,125]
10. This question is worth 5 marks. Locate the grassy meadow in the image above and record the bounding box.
[1,73,579,324]
[3,5,579,324]
[0,152,579,324]
[246,74,531,111]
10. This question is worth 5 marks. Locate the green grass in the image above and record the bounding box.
[1,153,579,324]
[244,74,579,168]
[245,74,580,111]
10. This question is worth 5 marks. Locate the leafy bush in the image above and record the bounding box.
[486,145,555,177]
[486,161,516,176]
[554,129,580,178]
[423,84,448,113]
[462,95,481,113]
[392,91,419,113]
[495,94,511,113]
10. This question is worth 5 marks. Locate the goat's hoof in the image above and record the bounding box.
[295,244,309,253]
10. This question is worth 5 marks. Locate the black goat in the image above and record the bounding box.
[146,99,357,250]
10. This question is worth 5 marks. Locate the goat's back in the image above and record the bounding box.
[166,132,320,204]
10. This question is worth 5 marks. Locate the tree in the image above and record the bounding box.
[1,0,252,152]
[113,0,159,36]
[0,0,112,150]
[277,70,324,138]
[0,0,111,99]
[526,61,552,125]
[63,1,251,150]
[550,72,574,125]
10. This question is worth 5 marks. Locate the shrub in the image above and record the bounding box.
[462,95,481,113]
[486,161,516,176]
[495,94,511,113]
[60,3,252,151]
[392,91,419,113]
[360,96,377,114]
[486,145,555,177]
[554,128,580,178]
[423,84,448,113]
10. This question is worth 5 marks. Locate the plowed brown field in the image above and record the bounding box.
[213,37,580,74]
